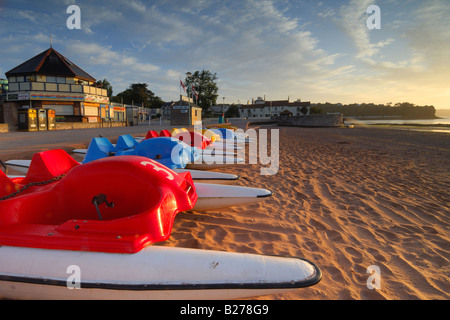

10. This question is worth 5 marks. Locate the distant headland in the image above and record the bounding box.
[313,102,438,120]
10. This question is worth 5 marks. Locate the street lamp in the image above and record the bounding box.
[186,72,192,126]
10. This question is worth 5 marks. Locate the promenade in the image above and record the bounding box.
[0,123,164,161]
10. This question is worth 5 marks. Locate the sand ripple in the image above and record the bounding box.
[159,126,450,300]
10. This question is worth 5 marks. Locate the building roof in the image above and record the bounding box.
[5,47,96,82]
[210,105,230,113]
[280,109,293,115]
[172,99,200,108]
[162,101,176,108]
[241,99,311,109]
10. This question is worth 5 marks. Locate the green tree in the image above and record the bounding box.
[225,104,240,118]
[300,106,309,115]
[185,70,218,112]
[112,83,163,108]
[312,101,435,118]
[310,106,322,114]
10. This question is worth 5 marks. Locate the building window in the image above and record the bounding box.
[46,83,57,91]
[47,76,56,83]
[19,82,30,91]
[9,83,19,91]
[58,84,70,92]
[71,84,82,93]
[31,82,44,91]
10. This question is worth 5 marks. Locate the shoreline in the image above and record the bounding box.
[344,121,450,135]
[352,123,450,128]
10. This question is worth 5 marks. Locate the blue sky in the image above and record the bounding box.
[0,0,449,109]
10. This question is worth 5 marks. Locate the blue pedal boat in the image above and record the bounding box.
[83,136,200,169]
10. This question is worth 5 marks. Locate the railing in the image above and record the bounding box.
[9,82,107,97]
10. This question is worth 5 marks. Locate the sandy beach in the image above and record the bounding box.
[1,124,449,300]
[158,125,450,300]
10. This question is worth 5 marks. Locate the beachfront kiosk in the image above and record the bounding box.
[170,95,202,126]
[2,47,109,126]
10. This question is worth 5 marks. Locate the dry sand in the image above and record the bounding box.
[2,124,449,300]
[159,125,450,300]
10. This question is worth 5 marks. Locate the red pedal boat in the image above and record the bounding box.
[172,131,213,149]
[0,150,322,300]
[0,149,197,254]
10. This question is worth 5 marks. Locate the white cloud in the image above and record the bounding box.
[1,0,449,108]
[63,40,159,92]
[404,1,450,70]
[338,0,379,61]
[78,4,124,34]
[124,0,148,13]
[164,0,345,102]
[17,10,39,23]
[317,7,336,19]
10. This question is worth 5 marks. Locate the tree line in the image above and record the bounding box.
[313,102,437,119]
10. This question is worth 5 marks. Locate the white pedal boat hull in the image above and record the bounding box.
[0,245,321,300]
[175,169,239,184]
[198,149,236,156]
[193,183,273,211]
[5,160,240,184]
[72,148,88,154]
[3,160,29,174]
[74,148,237,157]
[219,136,254,144]
[207,142,242,151]
[186,155,245,170]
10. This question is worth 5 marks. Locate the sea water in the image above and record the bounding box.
[345,117,450,134]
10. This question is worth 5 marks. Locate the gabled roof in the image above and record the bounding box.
[5,47,96,82]
[280,109,293,115]
[162,101,176,108]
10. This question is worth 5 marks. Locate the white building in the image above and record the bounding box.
[239,97,311,119]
